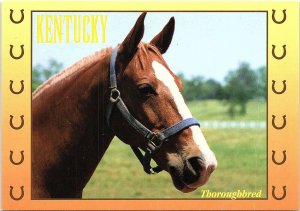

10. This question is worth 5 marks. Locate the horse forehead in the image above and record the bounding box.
[128,51,161,79]
[151,60,182,90]
[129,46,181,87]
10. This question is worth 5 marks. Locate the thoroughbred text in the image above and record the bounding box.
[201,189,262,199]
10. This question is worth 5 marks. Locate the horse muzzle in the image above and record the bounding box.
[169,154,217,193]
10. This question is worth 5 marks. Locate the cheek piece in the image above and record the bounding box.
[106,47,201,174]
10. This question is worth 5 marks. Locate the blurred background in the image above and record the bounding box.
[32,12,266,198]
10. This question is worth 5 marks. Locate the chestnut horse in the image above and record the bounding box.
[32,13,217,198]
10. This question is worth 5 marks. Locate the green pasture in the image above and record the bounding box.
[83,100,267,198]
[188,99,266,121]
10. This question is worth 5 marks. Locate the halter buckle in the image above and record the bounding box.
[110,88,121,103]
[147,132,163,152]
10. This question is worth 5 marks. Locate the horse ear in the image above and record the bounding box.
[117,12,146,71]
[150,17,175,54]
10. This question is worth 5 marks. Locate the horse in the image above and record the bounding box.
[32,12,217,198]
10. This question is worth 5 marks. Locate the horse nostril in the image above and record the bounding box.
[187,157,204,172]
[186,156,204,174]
[180,156,204,185]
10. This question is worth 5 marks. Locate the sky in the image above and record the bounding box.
[32,12,266,82]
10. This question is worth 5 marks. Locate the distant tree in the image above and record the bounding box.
[188,76,205,100]
[256,66,266,100]
[32,64,43,92]
[178,73,203,101]
[224,63,258,117]
[32,59,63,92]
[201,79,224,99]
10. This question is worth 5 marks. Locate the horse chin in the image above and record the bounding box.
[170,172,198,193]
[173,178,197,193]
[180,186,197,193]
[172,174,209,193]
[169,167,210,193]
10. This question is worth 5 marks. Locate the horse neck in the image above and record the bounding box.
[38,49,114,138]
[32,49,115,197]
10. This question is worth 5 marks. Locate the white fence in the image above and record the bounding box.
[201,121,266,129]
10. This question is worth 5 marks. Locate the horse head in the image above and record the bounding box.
[108,12,217,193]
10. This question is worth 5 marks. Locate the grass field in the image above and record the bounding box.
[83,100,267,198]
[188,99,266,121]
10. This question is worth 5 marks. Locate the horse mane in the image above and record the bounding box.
[33,47,112,99]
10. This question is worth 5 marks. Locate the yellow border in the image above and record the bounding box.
[2,1,299,210]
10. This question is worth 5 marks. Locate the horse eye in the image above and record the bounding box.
[138,84,156,95]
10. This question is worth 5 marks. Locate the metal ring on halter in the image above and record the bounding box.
[147,133,164,151]
[110,88,121,103]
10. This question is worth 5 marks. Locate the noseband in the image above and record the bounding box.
[106,47,201,174]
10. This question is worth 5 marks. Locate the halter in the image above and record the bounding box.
[106,47,201,174]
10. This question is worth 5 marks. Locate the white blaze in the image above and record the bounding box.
[152,61,217,168]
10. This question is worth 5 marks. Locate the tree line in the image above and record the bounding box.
[179,63,266,116]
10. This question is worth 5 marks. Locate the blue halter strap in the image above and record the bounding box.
[106,47,201,174]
